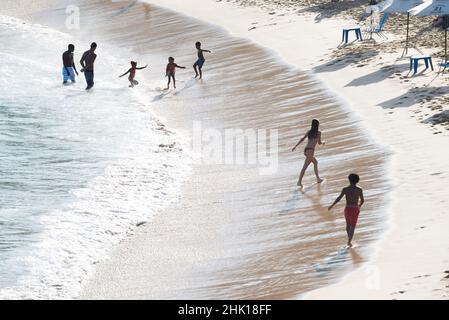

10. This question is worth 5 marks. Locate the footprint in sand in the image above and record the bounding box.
[414,274,431,278]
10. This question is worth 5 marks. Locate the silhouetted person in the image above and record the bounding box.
[80,42,97,90]
[166,57,185,89]
[62,44,78,85]
[193,41,211,80]
[292,119,325,188]
[120,61,148,88]
[328,174,365,248]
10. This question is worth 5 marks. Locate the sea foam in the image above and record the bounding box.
[0,15,191,299]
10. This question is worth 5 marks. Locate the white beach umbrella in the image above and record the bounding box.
[374,0,425,55]
[409,0,449,62]
[383,0,424,12]
[365,1,393,40]
[372,0,394,12]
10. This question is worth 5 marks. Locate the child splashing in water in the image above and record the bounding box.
[292,119,325,188]
[193,41,211,80]
[166,57,185,90]
[119,61,148,88]
[328,174,364,248]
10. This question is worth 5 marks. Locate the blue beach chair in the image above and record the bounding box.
[364,13,389,40]
[438,61,449,73]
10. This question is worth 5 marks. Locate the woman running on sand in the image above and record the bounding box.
[292,119,325,188]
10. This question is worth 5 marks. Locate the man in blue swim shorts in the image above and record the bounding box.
[62,44,79,85]
[193,41,211,80]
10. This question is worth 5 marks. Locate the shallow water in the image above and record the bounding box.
[1,0,391,299]
[0,13,190,299]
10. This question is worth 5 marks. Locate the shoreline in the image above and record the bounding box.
[3,0,388,299]
[144,0,449,299]
[0,1,194,299]
[78,1,390,299]
[1,0,448,299]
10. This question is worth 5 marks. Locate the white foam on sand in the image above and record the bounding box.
[0,15,192,299]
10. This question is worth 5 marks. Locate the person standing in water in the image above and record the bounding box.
[62,44,79,85]
[166,57,185,90]
[193,41,211,80]
[119,61,148,88]
[80,42,97,90]
[328,174,364,248]
[292,119,324,188]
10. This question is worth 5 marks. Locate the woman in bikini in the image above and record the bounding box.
[292,119,325,188]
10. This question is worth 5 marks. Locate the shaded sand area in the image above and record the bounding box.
[142,0,449,299]
[2,0,390,299]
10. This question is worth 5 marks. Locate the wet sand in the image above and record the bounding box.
[145,0,449,299]
[69,1,389,299]
[2,0,390,299]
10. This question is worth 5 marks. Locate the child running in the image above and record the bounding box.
[193,41,211,80]
[166,57,185,89]
[328,174,365,248]
[292,119,325,188]
[119,61,148,88]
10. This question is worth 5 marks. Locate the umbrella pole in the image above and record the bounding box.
[401,13,410,57]
[444,16,449,64]
[405,12,410,56]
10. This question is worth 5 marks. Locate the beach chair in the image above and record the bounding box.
[364,13,389,40]
[437,61,449,74]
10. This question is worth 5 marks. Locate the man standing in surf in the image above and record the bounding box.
[62,44,79,85]
[80,42,97,90]
[328,174,365,248]
[193,41,211,80]
[292,119,324,188]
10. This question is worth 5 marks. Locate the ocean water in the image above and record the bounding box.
[0,14,191,299]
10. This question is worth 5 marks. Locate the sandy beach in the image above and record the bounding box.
[1,0,448,300]
[74,0,389,299]
[137,0,449,299]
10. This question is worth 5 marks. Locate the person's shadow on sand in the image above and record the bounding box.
[280,184,333,222]
[280,190,301,215]
[314,246,363,275]
[113,0,138,17]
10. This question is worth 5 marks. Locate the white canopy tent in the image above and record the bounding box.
[409,0,449,63]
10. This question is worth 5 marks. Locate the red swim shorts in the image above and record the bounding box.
[344,207,360,227]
